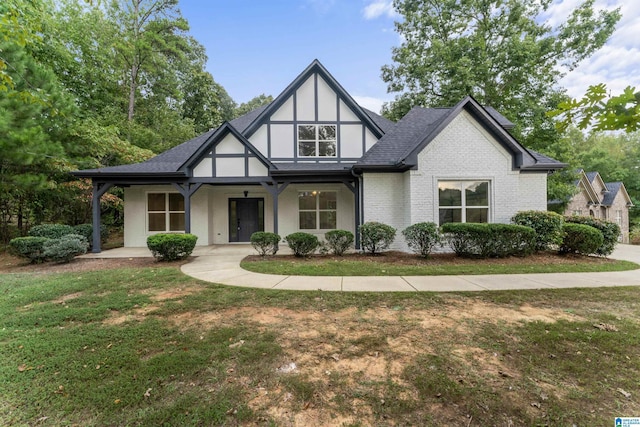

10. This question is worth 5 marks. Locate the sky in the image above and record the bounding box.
[179,0,640,113]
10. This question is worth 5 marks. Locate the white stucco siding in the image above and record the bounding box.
[317,76,337,121]
[362,172,407,251]
[248,125,268,156]
[123,185,213,247]
[410,110,548,225]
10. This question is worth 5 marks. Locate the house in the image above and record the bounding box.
[565,170,633,243]
[73,60,565,252]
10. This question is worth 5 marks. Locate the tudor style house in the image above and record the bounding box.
[565,170,633,243]
[74,60,565,252]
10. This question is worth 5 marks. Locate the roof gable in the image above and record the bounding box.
[603,181,633,206]
[181,123,273,177]
[242,60,385,139]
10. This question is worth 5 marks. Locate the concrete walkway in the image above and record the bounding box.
[84,244,640,292]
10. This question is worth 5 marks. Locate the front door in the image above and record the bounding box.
[229,198,264,242]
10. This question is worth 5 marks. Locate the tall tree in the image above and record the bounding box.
[381,0,620,149]
[235,94,274,117]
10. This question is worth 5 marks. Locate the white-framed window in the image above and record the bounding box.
[298,191,337,230]
[438,180,489,225]
[616,210,623,226]
[572,210,583,216]
[147,192,185,232]
[298,125,336,157]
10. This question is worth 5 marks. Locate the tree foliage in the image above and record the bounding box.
[236,94,274,117]
[381,0,620,150]
[549,84,640,133]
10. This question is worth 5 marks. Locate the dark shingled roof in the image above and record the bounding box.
[484,107,515,129]
[358,107,450,166]
[362,108,395,133]
[603,182,622,206]
[271,162,355,174]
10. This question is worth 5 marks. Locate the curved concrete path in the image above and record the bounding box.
[176,244,640,292]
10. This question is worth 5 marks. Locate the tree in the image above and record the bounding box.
[381,0,621,150]
[549,84,640,132]
[235,94,274,117]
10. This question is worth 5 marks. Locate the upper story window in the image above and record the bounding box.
[147,192,184,232]
[298,125,336,157]
[438,181,489,225]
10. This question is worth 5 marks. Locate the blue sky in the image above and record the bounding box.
[179,0,639,113]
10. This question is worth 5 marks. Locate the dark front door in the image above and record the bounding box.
[229,198,264,242]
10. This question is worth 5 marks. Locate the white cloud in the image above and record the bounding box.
[362,0,397,20]
[559,0,640,98]
[352,95,392,113]
[305,0,337,14]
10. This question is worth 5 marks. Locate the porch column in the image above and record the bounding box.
[173,182,203,234]
[261,181,289,235]
[343,178,361,250]
[91,181,114,253]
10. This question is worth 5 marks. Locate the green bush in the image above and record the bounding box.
[559,223,604,255]
[73,224,109,247]
[43,234,89,263]
[631,226,640,245]
[402,222,441,258]
[565,216,620,256]
[359,222,396,255]
[285,232,319,257]
[9,236,51,263]
[511,210,564,251]
[147,233,198,261]
[250,231,281,256]
[324,230,354,256]
[28,224,75,239]
[441,223,535,258]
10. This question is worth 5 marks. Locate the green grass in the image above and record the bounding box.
[241,256,639,276]
[2,265,640,426]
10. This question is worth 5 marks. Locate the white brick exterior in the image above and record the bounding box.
[363,111,548,251]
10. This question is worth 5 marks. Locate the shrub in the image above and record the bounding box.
[9,236,51,263]
[250,231,281,256]
[441,223,535,258]
[402,222,441,258]
[631,226,640,245]
[324,230,354,256]
[28,224,75,239]
[559,223,604,255]
[73,224,109,248]
[511,210,564,251]
[147,233,198,261]
[565,216,620,256]
[359,222,396,255]
[43,234,89,263]
[285,232,319,257]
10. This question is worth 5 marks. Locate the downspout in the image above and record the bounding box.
[351,168,363,249]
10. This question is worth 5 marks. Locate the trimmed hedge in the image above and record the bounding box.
[559,223,604,255]
[324,230,354,256]
[285,232,319,257]
[441,223,535,258]
[250,231,281,256]
[9,236,51,263]
[73,223,109,248]
[28,224,75,239]
[359,222,396,255]
[43,234,89,263]
[402,222,441,258]
[147,233,198,261]
[511,210,564,251]
[565,216,620,256]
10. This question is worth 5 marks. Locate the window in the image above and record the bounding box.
[616,210,623,226]
[298,125,336,157]
[438,181,489,225]
[147,193,184,232]
[572,210,583,216]
[299,191,337,230]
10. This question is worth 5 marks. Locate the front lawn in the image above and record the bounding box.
[1,261,639,426]
[241,251,639,276]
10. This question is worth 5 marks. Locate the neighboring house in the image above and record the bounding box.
[73,60,565,252]
[565,170,633,243]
